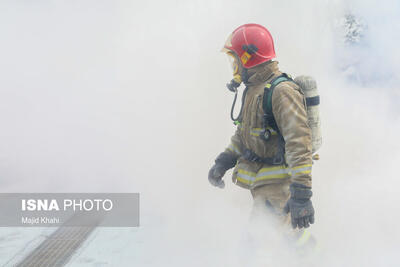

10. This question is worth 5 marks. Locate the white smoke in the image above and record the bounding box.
[0,0,399,266]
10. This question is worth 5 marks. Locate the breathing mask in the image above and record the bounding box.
[226,52,242,92]
[224,51,248,124]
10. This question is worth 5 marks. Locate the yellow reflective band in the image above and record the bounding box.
[256,166,291,180]
[236,173,289,184]
[236,176,251,185]
[238,169,257,177]
[258,165,289,173]
[240,52,251,64]
[293,170,311,176]
[291,164,312,176]
[250,132,262,137]
[236,166,290,185]
[249,128,278,137]
[296,229,311,247]
[256,173,290,181]
[236,169,256,184]
[292,164,312,170]
[265,83,271,88]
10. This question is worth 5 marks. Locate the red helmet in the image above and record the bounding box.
[222,24,276,69]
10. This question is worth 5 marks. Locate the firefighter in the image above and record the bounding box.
[208,24,315,231]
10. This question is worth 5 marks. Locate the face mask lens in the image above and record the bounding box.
[226,53,238,74]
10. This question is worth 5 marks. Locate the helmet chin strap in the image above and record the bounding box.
[241,68,249,84]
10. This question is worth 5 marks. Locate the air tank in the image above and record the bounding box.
[294,76,322,154]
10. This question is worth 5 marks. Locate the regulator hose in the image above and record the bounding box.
[230,87,248,123]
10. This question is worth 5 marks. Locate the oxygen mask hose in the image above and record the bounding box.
[228,75,247,123]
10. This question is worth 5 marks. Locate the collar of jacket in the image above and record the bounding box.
[243,60,281,86]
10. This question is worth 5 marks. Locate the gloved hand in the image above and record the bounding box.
[208,152,237,189]
[208,164,227,188]
[284,183,315,229]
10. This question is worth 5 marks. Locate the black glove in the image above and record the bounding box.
[208,164,227,188]
[208,152,237,189]
[284,183,315,229]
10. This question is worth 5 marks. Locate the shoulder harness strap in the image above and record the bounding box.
[262,73,294,132]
